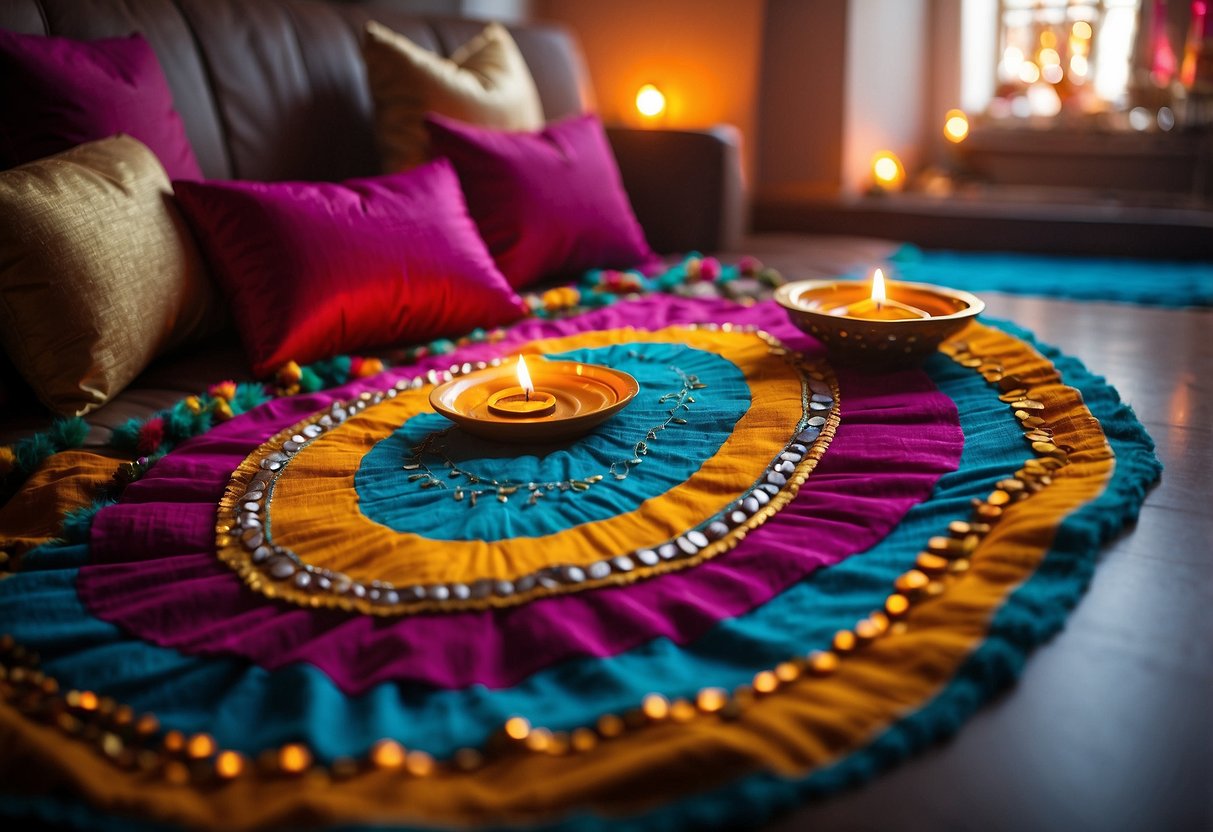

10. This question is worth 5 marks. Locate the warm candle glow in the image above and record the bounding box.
[871,268,887,306]
[635,83,666,118]
[943,109,969,143]
[516,355,535,397]
[828,270,931,321]
[871,151,905,191]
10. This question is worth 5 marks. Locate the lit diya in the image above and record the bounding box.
[429,354,639,442]
[775,268,984,365]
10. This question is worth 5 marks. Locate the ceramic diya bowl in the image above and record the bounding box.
[775,279,985,366]
[429,358,640,443]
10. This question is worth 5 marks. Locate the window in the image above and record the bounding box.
[992,0,1140,118]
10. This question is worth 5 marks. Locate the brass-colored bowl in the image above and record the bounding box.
[775,279,984,366]
[429,358,639,443]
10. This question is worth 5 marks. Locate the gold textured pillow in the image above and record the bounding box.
[363,20,545,171]
[0,134,219,416]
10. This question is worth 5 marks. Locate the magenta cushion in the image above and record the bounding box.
[172,159,527,377]
[0,29,201,180]
[425,113,656,288]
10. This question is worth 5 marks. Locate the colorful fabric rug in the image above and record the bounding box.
[885,244,1213,307]
[0,295,1160,831]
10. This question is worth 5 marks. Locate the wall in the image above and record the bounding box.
[532,0,765,183]
[756,0,849,192]
[462,0,530,22]
[357,0,530,22]
[842,0,928,193]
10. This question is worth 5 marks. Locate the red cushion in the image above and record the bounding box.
[0,28,202,180]
[173,159,527,377]
[425,113,656,289]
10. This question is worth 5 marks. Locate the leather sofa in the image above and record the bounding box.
[0,0,742,256]
[0,0,889,443]
[0,0,758,439]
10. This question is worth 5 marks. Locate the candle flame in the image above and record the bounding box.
[515,355,535,395]
[871,269,887,306]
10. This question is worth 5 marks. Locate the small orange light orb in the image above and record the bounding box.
[504,716,530,741]
[524,727,552,753]
[404,750,435,776]
[752,670,778,694]
[279,742,312,774]
[635,83,666,118]
[696,687,728,713]
[186,733,216,760]
[570,726,598,752]
[871,151,905,191]
[943,109,969,143]
[371,738,406,769]
[596,713,625,737]
[214,750,246,780]
[641,693,670,721]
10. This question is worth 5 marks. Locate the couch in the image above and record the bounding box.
[0,0,744,249]
[4,0,863,444]
[0,0,897,445]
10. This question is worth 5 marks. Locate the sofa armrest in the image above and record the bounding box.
[607,125,744,255]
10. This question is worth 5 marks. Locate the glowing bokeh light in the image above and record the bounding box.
[1027,83,1061,117]
[871,151,905,190]
[943,109,970,143]
[1019,61,1041,84]
[635,83,666,118]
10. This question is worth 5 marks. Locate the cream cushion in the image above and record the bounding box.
[0,135,219,415]
[362,20,545,172]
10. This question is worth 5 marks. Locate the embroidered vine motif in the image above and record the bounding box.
[402,352,708,507]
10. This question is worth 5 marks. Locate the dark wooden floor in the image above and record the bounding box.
[750,187,1213,259]
[726,236,1213,832]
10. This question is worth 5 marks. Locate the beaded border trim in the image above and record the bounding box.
[213,326,841,616]
[0,325,1112,790]
[403,352,711,504]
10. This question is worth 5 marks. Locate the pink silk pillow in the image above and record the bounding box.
[173,159,527,377]
[0,28,202,181]
[424,113,656,289]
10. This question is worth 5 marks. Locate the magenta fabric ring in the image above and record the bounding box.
[78,297,963,693]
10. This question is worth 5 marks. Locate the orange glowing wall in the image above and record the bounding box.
[532,0,765,181]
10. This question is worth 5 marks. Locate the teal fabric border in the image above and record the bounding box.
[355,343,748,542]
[884,245,1213,307]
[473,317,1164,832]
[0,319,1161,832]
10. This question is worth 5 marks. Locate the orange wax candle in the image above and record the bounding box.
[835,299,926,320]
[835,269,931,320]
[486,356,557,417]
[486,387,557,417]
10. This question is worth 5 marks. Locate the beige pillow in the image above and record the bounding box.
[362,20,545,171]
[0,134,219,416]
